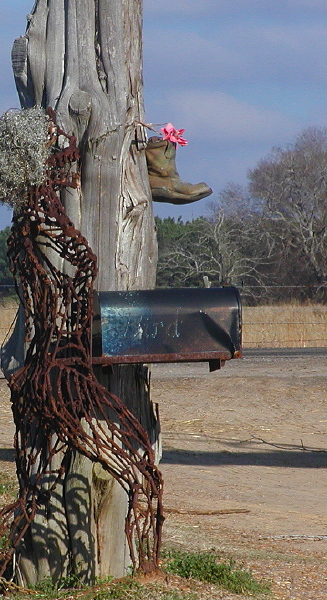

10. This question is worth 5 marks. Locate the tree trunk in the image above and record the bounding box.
[12,0,160,584]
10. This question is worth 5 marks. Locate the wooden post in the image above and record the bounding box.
[11,0,160,584]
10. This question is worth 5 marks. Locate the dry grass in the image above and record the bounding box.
[2,303,327,350]
[0,302,18,348]
[243,304,327,348]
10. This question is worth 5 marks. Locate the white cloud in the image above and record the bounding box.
[144,0,271,17]
[144,0,228,17]
[144,0,327,18]
[1,0,326,228]
[149,89,300,144]
[143,29,241,87]
[144,21,327,91]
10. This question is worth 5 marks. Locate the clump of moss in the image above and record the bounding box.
[0,107,51,208]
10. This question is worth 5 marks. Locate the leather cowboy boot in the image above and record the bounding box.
[145,136,212,204]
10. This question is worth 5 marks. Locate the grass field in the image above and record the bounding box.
[1,303,327,349]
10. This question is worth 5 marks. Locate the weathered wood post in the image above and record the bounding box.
[11,0,160,584]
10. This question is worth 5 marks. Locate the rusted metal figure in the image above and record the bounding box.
[0,116,163,584]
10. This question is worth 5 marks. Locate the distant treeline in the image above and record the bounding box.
[156,127,327,305]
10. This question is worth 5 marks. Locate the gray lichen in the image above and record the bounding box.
[0,107,51,208]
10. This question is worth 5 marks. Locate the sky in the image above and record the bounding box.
[1,0,327,228]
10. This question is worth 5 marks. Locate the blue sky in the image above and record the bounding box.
[1,0,327,228]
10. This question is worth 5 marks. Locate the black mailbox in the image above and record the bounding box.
[92,287,241,371]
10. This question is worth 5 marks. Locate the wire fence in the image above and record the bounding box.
[1,285,327,350]
[242,306,327,348]
[239,283,327,306]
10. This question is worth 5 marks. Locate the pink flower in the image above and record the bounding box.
[161,122,188,146]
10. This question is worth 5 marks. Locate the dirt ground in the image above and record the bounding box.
[1,352,327,599]
[151,353,327,600]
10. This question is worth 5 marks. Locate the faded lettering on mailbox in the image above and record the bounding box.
[93,288,242,364]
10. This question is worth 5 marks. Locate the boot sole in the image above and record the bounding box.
[151,186,213,205]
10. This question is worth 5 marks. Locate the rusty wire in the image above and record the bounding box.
[0,114,164,584]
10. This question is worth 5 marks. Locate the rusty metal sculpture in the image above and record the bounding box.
[0,115,163,585]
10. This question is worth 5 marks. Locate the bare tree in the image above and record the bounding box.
[156,215,274,295]
[249,127,327,291]
[11,0,160,585]
[203,127,327,302]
